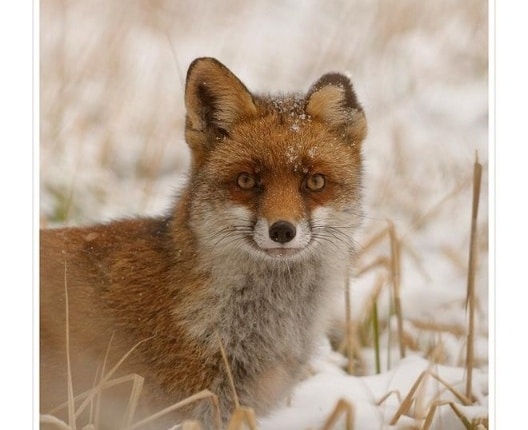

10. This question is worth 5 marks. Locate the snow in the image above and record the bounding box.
[261,341,488,429]
[40,0,488,428]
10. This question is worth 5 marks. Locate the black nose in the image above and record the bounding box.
[269,221,296,244]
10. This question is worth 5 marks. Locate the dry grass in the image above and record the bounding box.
[321,399,355,430]
[387,220,406,359]
[465,153,483,400]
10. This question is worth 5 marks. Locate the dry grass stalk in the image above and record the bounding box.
[409,319,466,337]
[400,240,431,283]
[45,374,147,428]
[78,335,112,427]
[321,398,355,430]
[357,227,388,257]
[63,261,77,430]
[344,265,354,375]
[421,400,475,430]
[372,297,381,374]
[440,245,467,274]
[387,220,406,359]
[389,370,427,425]
[129,389,221,430]
[92,333,115,428]
[428,372,471,405]
[375,390,402,406]
[88,363,102,428]
[227,406,258,430]
[40,414,71,430]
[388,369,474,427]
[465,153,482,401]
[216,331,241,409]
[421,400,455,430]
[341,320,365,376]
[45,270,158,429]
[410,179,470,231]
[424,336,447,365]
[45,337,153,430]
[97,374,146,425]
[48,337,152,418]
[358,275,386,345]
[121,374,145,429]
[355,256,390,277]
[334,322,364,375]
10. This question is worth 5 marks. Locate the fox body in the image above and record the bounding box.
[40,58,367,428]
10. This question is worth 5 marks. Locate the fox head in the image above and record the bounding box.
[183,57,367,262]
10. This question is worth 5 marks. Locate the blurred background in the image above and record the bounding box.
[40,0,487,226]
[40,0,488,424]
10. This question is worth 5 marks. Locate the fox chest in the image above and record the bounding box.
[212,268,324,373]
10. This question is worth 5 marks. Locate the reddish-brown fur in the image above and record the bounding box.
[40,57,367,429]
[40,199,220,426]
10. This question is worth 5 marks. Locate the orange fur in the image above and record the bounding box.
[40,58,367,429]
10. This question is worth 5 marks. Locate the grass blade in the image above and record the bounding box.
[387,220,406,359]
[216,331,240,409]
[321,398,355,430]
[128,389,220,430]
[372,298,381,374]
[465,152,482,401]
[63,261,76,430]
[389,370,427,425]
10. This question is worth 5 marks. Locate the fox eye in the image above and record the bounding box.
[237,173,256,190]
[305,173,326,191]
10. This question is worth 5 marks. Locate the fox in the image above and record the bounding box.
[40,57,367,429]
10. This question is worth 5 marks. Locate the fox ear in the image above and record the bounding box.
[306,73,367,145]
[185,58,257,137]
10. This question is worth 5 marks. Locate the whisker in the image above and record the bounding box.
[311,224,355,252]
[208,222,254,251]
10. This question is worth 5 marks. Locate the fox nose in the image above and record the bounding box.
[269,221,296,244]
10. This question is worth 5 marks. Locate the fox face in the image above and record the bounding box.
[184,58,367,263]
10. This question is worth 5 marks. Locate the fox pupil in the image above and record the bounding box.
[306,173,325,191]
[237,173,255,189]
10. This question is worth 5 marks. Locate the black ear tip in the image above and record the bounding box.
[310,72,362,111]
[313,73,352,90]
[187,57,208,74]
[186,57,228,82]
[188,57,222,68]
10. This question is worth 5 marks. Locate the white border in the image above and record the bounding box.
[495,1,528,428]
[0,1,34,428]
[33,0,40,428]
[488,1,495,428]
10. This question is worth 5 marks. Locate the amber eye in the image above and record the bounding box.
[305,173,326,191]
[237,173,256,190]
